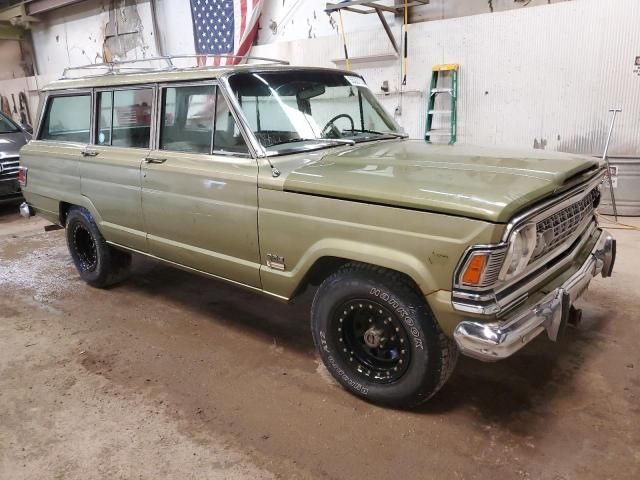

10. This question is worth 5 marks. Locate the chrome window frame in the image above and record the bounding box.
[155,79,257,159]
[92,84,157,151]
[155,81,217,156]
[218,73,266,159]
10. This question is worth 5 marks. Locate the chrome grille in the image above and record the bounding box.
[0,158,19,178]
[477,249,507,288]
[530,189,598,262]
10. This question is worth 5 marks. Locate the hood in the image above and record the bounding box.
[283,141,601,223]
[0,131,30,160]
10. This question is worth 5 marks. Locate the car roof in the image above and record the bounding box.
[41,65,357,92]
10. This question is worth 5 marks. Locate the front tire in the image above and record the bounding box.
[311,263,458,408]
[65,207,131,288]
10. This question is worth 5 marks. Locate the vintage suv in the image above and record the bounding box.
[18,57,615,407]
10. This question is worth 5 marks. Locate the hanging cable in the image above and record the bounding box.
[338,9,351,71]
[402,0,408,85]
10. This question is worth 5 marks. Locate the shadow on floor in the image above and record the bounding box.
[121,256,316,355]
[116,252,610,431]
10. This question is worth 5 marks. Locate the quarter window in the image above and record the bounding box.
[40,94,91,143]
[97,88,153,148]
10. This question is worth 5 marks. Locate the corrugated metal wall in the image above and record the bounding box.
[253,0,640,156]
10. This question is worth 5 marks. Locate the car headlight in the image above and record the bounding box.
[499,223,537,281]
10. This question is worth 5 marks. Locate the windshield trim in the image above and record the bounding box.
[264,135,404,157]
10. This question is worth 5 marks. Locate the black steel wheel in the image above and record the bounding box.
[65,206,131,288]
[71,223,98,272]
[311,263,458,408]
[331,299,411,383]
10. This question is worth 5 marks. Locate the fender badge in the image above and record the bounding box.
[266,254,285,271]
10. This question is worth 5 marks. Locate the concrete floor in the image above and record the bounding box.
[0,202,638,480]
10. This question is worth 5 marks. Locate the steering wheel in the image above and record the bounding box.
[322,113,355,138]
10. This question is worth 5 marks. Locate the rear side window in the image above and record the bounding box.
[97,88,153,148]
[40,95,91,143]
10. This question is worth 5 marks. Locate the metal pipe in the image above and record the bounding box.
[602,108,622,221]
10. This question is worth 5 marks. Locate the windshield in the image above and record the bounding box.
[227,71,404,154]
[0,113,20,134]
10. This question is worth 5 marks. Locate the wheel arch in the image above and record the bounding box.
[58,196,103,227]
[286,241,438,300]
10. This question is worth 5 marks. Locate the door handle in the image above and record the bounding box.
[81,149,99,157]
[143,156,167,164]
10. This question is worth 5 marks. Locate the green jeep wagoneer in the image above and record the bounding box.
[18,58,616,407]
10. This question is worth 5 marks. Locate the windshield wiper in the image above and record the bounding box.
[268,137,355,148]
[353,129,408,139]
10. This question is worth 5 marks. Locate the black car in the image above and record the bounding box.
[0,111,31,204]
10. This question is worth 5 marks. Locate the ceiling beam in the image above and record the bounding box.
[0,4,27,22]
[0,22,23,40]
[26,0,85,16]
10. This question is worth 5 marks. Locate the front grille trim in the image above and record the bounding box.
[0,158,19,177]
[530,189,598,263]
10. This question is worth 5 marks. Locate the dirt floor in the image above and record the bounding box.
[0,202,638,480]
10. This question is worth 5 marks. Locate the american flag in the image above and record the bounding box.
[190,0,264,66]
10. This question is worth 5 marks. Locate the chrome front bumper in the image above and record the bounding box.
[453,229,615,361]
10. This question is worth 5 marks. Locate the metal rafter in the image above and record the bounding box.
[325,1,429,55]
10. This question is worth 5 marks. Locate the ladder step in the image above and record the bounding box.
[431,88,453,94]
[426,130,452,136]
[428,110,452,115]
[433,63,459,72]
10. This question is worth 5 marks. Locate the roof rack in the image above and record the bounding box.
[60,54,290,80]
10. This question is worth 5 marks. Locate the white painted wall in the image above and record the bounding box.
[256,0,571,45]
[253,0,640,156]
[30,0,159,75]
[1,0,636,157]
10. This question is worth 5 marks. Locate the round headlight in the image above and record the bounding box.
[499,223,537,281]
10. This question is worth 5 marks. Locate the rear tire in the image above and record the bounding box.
[65,207,131,288]
[311,263,458,408]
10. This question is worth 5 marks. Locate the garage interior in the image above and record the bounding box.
[0,0,639,479]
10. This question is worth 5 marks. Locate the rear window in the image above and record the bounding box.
[39,95,91,143]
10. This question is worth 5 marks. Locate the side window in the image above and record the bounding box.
[214,90,249,155]
[159,85,216,154]
[96,88,153,148]
[40,94,91,143]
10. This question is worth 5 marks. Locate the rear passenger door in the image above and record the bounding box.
[141,83,261,288]
[80,86,154,252]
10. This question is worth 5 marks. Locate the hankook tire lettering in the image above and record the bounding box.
[369,287,425,350]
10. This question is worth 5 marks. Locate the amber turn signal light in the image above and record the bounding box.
[461,253,487,285]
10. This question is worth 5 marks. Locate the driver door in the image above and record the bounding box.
[141,83,261,287]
